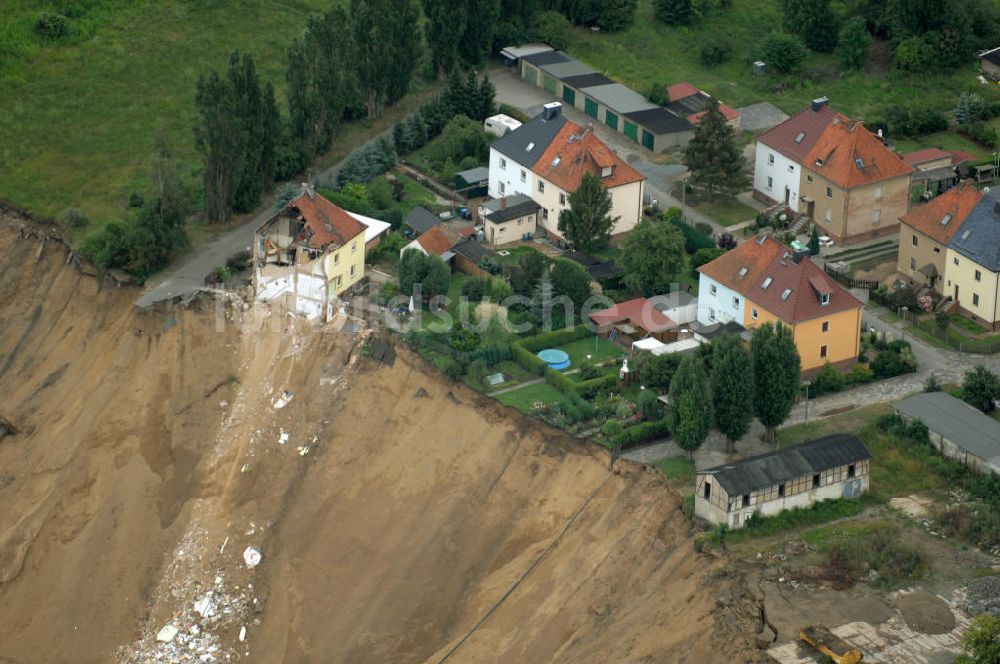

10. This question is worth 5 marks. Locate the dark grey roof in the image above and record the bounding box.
[666,92,710,117]
[562,249,600,266]
[404,206,440,234]
[490,112,568,168]
[580,83,657,114]
[455,166,490,183]
[522,50,571,66]
[561,250,622,281]
[485,198,540,223]
[947,192,1000,270]
[562,72,613,90]
[895,392,1000,470]
[451,237,493,262]
[624,107,694,135]
[982,47,1000,66]
[694,320,743,340]
[701,434,871,497]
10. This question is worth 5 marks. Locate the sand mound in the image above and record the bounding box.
[894,591,955,635]
[0,215,766,663]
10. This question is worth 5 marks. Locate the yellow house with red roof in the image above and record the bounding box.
[253,185,366,320]
[697,235,863,373]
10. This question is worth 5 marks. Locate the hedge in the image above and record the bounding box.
[512,324,592,375]
[544,367,619,398]
[610,418,670,450]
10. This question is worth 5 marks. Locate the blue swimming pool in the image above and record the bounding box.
[537,348,571,370]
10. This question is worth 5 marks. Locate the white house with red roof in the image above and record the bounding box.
[753,97,844,212]
[253,184,367,320]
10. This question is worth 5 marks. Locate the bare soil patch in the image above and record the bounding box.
[893,590,955,634]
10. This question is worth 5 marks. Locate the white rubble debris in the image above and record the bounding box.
[278,429,289,446]
[243,546,262,569]
[156,624,179,643]
[272,389,294,409]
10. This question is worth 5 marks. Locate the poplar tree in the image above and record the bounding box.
[351,0,420,118]
[668,354,713,460]
[711,334,754,453]
[751,322,801,446]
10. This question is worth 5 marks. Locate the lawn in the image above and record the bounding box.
[556,336,624,367]
[0,0,440,244]
[656,456,696,492]
[688,195,757,227]
[565,0,980,121]
[950,315,988,334]
[495,245,548,267]
[495,381,565,413]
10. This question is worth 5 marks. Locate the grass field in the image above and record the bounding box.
[0,0,440,245]
[893,131,992,162]
[566,0,980,121]
[495,381,564,412]
[687,195,757,227]
[557,336,624,367]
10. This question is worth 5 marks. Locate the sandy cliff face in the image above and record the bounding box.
[0,216,765,664]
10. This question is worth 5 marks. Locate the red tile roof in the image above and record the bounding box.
[950,150,975,165]
[758,104,846,163]
[415,225,455,256]
[533,122,645,192]
[287,191,365,249]
[667,82,700,101]
[588,297,675,333]
[901,147,952,167]
[899,181,982,245]
[688,102,740,124]
[805,119,913,189]
[699,236,862,324]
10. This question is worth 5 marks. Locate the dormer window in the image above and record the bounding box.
[601,165,613,178]
[821,293,830,306]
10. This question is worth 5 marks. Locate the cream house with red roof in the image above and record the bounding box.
[253,185,366,320]
[488,104,645,242]
[698,235,863,373]
[801,118,913,245]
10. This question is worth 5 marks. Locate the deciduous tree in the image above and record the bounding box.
[620,217,685,296]
[654,0,693,25]
[550,258,592,310]
[962,365,1000,413]
[781,0,839,52]
[760,31,807,73]
[751,322,801,445]
[558,171,618,249]
[711,334,754,453]
[683,99,748,201]
[837,16,871,70]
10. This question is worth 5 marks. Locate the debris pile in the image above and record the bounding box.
[963,575,1000,616]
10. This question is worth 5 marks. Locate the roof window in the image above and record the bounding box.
[762,277,773,289]
[552,156,561,167]
[962,229,971,240]
[738,266,748,278]
[855,158,865,170]
[794,131,806,144]
[781,288,793,301]
[526,142,535,151]
[940,213,952,226]
[601,165,613,178]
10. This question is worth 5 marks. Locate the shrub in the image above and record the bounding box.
[636,389,664,421]
[760,31,807,74]
[579,361,601,380]
[448,328,480,352]
[225,250,252,271]
[647,83,669,106]
[34,12,69,40]
[924,373,942,392]
[461,277,486,302]
[439,357,464,382]
[699,38,731,67]
[486,278,513,302]
[601,420,624,438]
[667,213,714,253]
[61,207,88,230]
[534,10,570,51]
[825,530,929,590]
[871,348,916,378]
[848,364,874,385]
[609,418,670,450]
[809,363,844,397]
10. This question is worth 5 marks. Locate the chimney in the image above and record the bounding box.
[500,196,507,209]
[542,102,562,121]
[302,182,315,199]
[811,96,829,112]
[792,248,810,264]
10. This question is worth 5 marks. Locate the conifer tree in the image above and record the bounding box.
[711,334,754,453]
[683,99,747,201]
[751,322,801,446]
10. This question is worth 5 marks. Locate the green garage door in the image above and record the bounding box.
[605,110,619,131]
[562,86,576,106]
[524,65,537,85]
[624,120,638,141]
[584,97,598,118]
[543,75,556,94]
[641,129,655,150]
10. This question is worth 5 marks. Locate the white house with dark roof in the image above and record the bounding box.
[695,434,871,529]
[753,97,843,212]
[488,103,566,200]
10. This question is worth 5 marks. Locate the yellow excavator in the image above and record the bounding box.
[799,625,863,664]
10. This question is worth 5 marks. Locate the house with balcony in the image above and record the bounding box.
[697,235,863,373]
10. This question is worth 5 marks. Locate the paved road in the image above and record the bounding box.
[135,126,396,309]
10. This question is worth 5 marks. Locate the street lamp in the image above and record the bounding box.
[803,380,811,424]
[901,305,909,344]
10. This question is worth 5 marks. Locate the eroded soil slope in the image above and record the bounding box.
[0,216,763,663]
